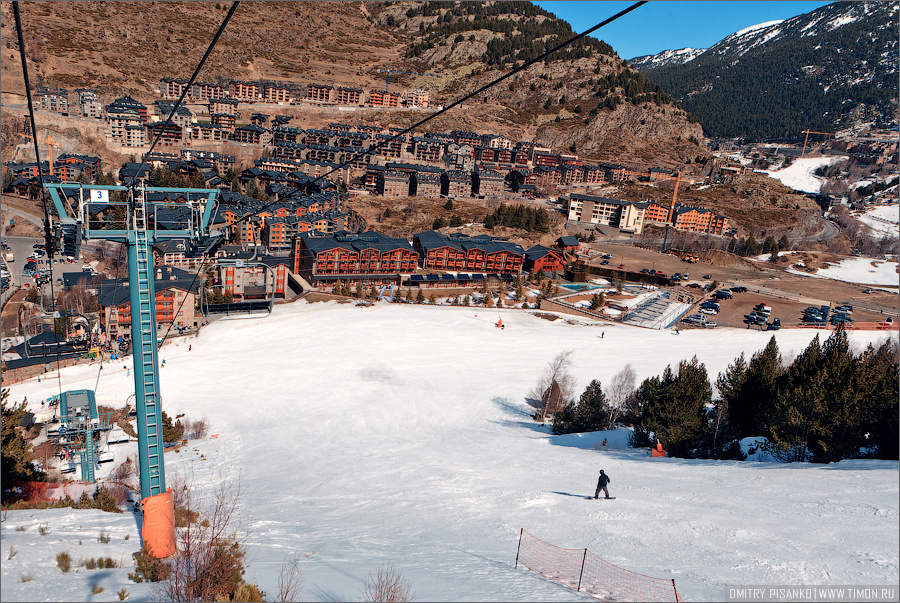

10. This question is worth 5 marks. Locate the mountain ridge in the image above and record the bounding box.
[631,1,898,139]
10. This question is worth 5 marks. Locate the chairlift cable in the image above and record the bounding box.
[228,1,647,231]
[13,1,66,396]
[133,1,241,183]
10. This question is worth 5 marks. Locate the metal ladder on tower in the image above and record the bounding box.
[132,191,164,497]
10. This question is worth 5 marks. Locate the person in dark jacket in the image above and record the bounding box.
[594,469,612,499]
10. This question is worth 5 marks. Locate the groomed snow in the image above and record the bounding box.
[2,301,898,602]
[761,156,849,194]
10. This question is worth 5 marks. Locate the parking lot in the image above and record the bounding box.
[677,287,892,331]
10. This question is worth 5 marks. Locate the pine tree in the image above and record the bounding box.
[638,357,712,457]
[161,411,184,444]
[2,389,47,501]
[416,289,425,303]
[730,336,781,438]
[552,379,612,435]
[768,335,825,462]
[714,352,748,440]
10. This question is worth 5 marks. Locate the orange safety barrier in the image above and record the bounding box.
[516,529,682,602]
[142,489,176,558]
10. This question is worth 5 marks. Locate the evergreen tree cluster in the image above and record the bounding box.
[728,234,791,259]
[629,331,898,463]
[403,1,614,65]
[552,380,612,435]
[483,203,550,232]
[147,166,207,190]
[641,6,897,139]
[2,389,47,502]
[593,70,675,107]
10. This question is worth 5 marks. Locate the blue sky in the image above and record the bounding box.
[533,1,835,59]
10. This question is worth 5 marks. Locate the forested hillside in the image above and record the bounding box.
[637,2,898,139]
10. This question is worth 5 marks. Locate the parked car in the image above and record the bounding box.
[768,318,782,330]
[600,259,609,265]
[703,274,712,279]
[731,286,747,293]
[682,273,690,279]
[704,321,717,328]
[640,268,650,274]
[686,283,702,289]
[683,314,705,324]
[700,307,718,315]
[863,288,874,294]
[617,264,626,269]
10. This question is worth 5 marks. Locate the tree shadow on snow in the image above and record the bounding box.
[491,396,537,418]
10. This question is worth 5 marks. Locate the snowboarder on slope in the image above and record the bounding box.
[594,469,612,499]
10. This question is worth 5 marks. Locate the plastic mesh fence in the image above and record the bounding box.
[516,530,682,602]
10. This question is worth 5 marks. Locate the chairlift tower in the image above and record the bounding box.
[56,389,113,483]
[44,181,220,558]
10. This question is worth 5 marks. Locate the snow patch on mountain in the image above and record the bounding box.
[732,19,783,37]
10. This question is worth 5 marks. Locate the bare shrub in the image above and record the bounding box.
[190,418,209,440]
[20,572,33,582]
[528,350,577,421]
[275,552,316,602]
[109,458,137,506]
[56,551,71,572]
[157,474,262,602]
[363,563,415,602]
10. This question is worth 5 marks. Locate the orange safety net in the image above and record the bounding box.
[516,530,682,602]
[9,481,95,503]
[652,440,666,458]
[142,489,176,558]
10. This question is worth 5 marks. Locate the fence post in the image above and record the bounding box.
[577,548,587,592]
[672,578,680,602]
[515,528,523,569]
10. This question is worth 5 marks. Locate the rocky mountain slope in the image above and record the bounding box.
[1,1,705,166]
[632,1,899,139]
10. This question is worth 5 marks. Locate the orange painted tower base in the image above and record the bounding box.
[142,489,176,558]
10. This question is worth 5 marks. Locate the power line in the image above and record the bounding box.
[13,0,65,396]
[228,1,647,231]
